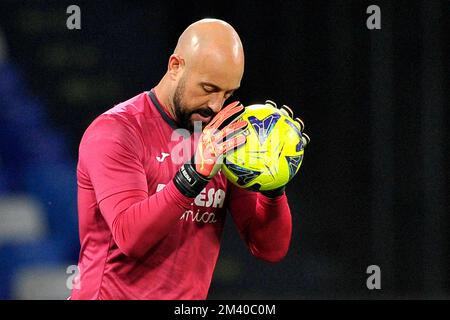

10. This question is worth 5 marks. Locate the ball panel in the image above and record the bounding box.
[222,103,304,191]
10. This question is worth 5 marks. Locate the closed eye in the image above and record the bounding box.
[224,91,234,99]
[202,85,217,93]
[201,83,238,99]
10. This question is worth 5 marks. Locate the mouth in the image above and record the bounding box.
[191,113,212,124]
[191,109,214,124]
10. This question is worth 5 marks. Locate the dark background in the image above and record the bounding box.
[0,0,448,299]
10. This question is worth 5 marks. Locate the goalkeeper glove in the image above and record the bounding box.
[261,100,310,198]
[174,101,248,197]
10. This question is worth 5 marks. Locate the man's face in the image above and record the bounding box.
[172,73,213,132]
[171,55,243,132]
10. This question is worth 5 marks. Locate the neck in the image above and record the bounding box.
[154,79,177,121]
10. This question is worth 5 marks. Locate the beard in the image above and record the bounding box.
[172,76,215,133]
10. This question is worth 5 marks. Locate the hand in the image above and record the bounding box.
[194,101,248,178]
[265,100,310,148]
[261,100,310,198]
[173,101,248,197]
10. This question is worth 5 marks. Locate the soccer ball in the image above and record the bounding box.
[221,103,305,191]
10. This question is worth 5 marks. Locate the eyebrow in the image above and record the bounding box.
[201,82,240,94]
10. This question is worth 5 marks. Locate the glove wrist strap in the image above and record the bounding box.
[260,186,286,198]
[173,161,210,198]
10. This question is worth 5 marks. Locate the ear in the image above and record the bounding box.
[167,54,184,79]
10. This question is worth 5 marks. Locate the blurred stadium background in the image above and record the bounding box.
[0,0,449,299]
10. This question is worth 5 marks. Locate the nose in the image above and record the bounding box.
[208,93,226,114]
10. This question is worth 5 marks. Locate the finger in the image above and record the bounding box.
[206,101,241,129]
[207,101,245,130]
[295,117,305,132]
[217,103,246,130]
[214,120,248,142]
[223,119,248,133]
[301,132,310,147]
[218,134,247,154]
[265,100,277,108]
[280,105,294,118]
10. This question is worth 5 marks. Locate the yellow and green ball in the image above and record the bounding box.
[222,103,305,191]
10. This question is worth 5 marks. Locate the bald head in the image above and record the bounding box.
[174,18,244,69]
[155,19,245,131]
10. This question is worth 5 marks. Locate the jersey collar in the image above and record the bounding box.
[148,89,179,129]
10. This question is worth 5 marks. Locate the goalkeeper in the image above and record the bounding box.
[71,18,309,300]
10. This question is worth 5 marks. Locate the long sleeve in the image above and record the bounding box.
[78,115,193,259]
[99,181,192,258]
[227,184,292,262]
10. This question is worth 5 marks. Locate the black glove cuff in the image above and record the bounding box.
[260,186,286,198]
[173,162,210,198]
